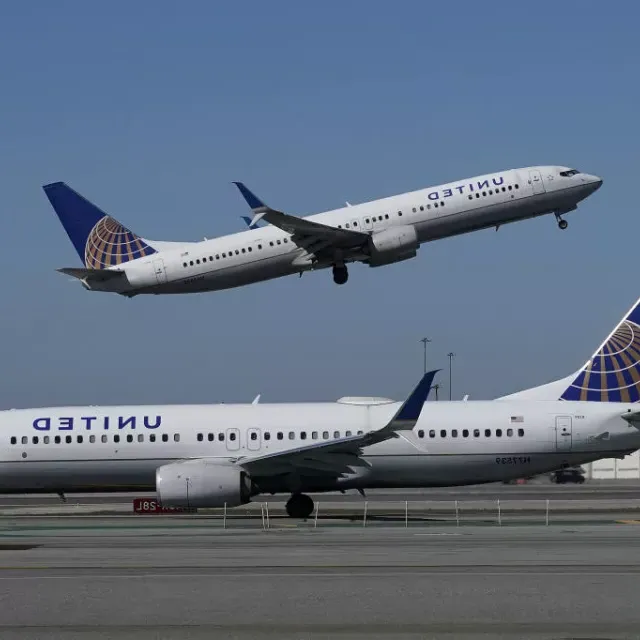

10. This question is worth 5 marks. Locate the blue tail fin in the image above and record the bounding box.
[560,297,640,403]
[43,182,156,269]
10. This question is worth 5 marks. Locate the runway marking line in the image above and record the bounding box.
[617,519,640,524]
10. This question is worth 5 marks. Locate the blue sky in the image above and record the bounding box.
[0,1,636,408]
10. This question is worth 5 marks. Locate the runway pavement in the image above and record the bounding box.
[1,521,640,639]
[2,483,640,638]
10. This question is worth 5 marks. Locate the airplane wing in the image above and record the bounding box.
[232,182,368,258]
[235,369,439,478]
[58,267,126,283]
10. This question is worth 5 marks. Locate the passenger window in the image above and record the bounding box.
[250,432,257,441]
[323,431,329,439]
[258,245,262,249]
[482,191,487,197]
[398,211,403,216]
[429,429,436,438]
[412,208,416,213]
[440,429,446,437]
[66,435,72,443]
[55,436,61,444]
[312,431,318,440]
[475,193,480,198]
[77,435,83,443]
[44,436,50,444]
[208,433,214,442]
[264,432,271,441]
[10,437,16,445]
[137,434,143,442]
[385,214,389,219]
[289,432,295,440]
[417,429,424,438]
[440,201,444,207]
[114,435,120,443]
[434,203,439,208]
[183,262,187,267]
[452,429,458,438]
[209,256,213,261]
[197,433,203,442]
[218,433,225,441]
[357,430,364,435]
[196,259,200,264]
[301,432,307,440]
[485,429,491,437]
[248,246,252,251]
[21,436,28,444]
[507,428,513,437]
[468,195,473,200]
[189,261,194,266]
[496,429,502,437]
[32,436,39,444]
[228,433,235,442]
[419,206,424,211]
[515,184,519,189]
[508,185,512,191]
[334,431,340,438]
[126,435,133,443]
[241,248,246,253]
[149,434,156,442]
[277,432,283,440]
[463,429,469,437]
[518,428,524,437]
[162,434,168,442]
[473,429,480,437]
[174,434,180,442]
[365,218,370,224]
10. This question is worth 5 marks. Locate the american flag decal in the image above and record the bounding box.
[510,416,524,423]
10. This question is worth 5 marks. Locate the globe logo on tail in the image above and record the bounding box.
[561,316,640,403]
[85,216,156,269]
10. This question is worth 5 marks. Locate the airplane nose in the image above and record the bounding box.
[588,174,603,189]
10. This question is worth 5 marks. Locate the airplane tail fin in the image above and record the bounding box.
[500,296,640,403]
[43,182,157,269]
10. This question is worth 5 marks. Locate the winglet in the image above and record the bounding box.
[391,369,440,428]
[232,181,269,213]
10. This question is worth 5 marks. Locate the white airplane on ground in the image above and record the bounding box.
[43,166,601,296]
[2,291,640,518]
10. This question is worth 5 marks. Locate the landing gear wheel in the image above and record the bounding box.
[558,219,568,230]
[332,264,349,285]
[285,493,315,519]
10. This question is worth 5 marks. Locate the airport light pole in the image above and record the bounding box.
[420,337,432,374]
[447,352,455,401]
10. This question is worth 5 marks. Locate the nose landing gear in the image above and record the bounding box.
[285,493,315,519]
[332,264,349,285]
[555,212,568,230]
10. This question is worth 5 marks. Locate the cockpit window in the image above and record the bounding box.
[559,169,580,177]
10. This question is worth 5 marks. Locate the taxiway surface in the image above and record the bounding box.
[1,518,640,639]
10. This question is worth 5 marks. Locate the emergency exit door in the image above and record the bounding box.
[555,416,572,451]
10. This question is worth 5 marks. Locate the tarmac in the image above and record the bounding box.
[1,483,640,638]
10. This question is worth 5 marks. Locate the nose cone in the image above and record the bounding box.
[585,174,603,190]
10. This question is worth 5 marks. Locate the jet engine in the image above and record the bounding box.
[156,460,253,508]
[367,225,419,267]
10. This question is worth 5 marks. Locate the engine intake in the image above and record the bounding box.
[367,225,418,267]
[156,460,253,509]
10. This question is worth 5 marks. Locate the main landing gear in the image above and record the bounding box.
[555,212,568,230]
[285,493,315,519]
[332,264,349,285]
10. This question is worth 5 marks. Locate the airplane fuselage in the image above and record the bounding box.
[88,166,601,295]
[1,399,636,495]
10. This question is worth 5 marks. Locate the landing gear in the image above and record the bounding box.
[332,264,349,285]
[285,493,315,519]
[555,213,568,230]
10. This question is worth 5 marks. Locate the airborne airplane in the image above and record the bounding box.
[1,292,640,518]
[43,166,601,296]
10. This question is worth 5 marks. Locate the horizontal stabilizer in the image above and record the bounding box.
[57,267,125,283]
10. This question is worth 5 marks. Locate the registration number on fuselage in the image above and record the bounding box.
[495,456,531,465]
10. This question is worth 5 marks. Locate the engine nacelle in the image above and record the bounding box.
[156,460,253,508]
[367,225,419,267]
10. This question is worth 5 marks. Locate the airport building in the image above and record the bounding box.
[585,451,640,479]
